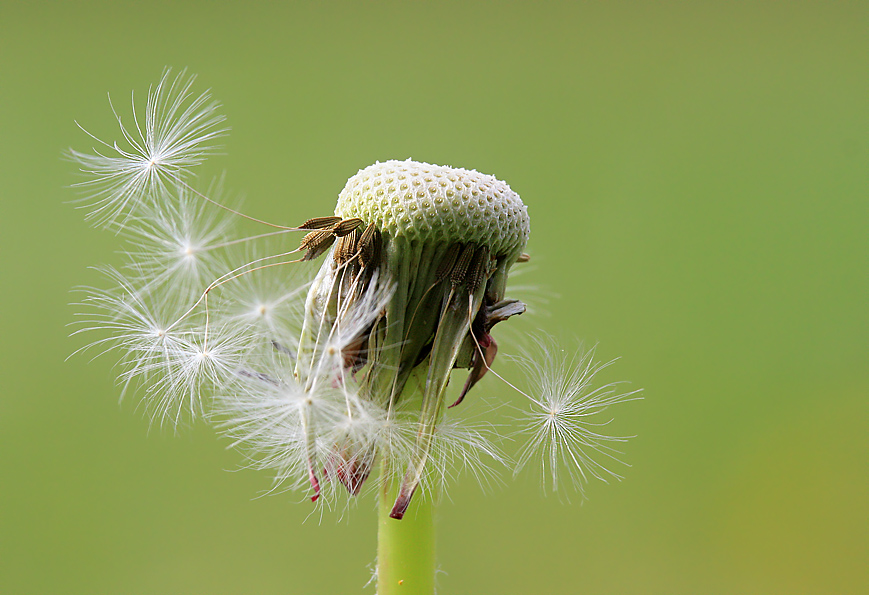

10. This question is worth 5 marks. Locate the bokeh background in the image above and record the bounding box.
[1,1,865,593]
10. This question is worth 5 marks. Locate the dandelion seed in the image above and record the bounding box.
[145,324,252,425]
[69,68,228,228]
[212,249,311,342]
[512,338,643,496]
[71,267,190,391]
[120,183,233,299]
[72,267,253,425]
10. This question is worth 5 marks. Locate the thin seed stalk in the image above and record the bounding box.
[377,475,436,595]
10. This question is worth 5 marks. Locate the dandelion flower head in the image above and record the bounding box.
[70,69,640,518]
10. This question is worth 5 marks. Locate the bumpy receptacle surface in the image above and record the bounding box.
[335,159,529,259]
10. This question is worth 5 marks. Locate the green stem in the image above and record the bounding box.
[377,479,435,595]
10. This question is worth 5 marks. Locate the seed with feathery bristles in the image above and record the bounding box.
[68,69,228,229]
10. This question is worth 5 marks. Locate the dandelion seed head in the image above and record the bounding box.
[292,159,534,517]
[70,71,641,518]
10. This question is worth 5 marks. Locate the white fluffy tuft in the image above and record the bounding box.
[69,68,228,228]
[511,337,643,497]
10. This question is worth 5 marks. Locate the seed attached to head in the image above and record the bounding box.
[298,216,342,230]
[300,229,337,261]
[450,243,477,287]
[334,226,361,264]
[357,222,381,269]
[331,217,364,237]
[467,245,490,294]
[434,243,462,285]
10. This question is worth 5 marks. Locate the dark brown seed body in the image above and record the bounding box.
[358,222,381,269]
[331,218,364,237]
[435,243,462,285]
[300,230,337,261]
[450,243,477,286]
[298,216,342,230]
[467,245,490,294]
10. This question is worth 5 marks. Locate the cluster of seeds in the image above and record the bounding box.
[295,216,382,264]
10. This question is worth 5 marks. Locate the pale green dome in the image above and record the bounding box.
[335,159,529,260]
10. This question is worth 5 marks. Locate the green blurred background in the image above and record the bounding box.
[1,1,865,593]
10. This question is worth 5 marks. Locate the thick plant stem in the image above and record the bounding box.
[377,479,435,595]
